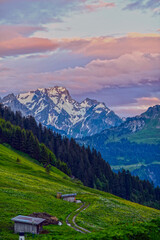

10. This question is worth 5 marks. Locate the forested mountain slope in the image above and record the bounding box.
[0,104,160,209]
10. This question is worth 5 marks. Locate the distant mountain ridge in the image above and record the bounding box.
[79,105,160,145]
[1,86,122,138]
[77,105,160,186]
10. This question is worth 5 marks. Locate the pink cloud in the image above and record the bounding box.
[47,52,160,92]
[6,52,158,95]
[61,33,160,58]
[0,37,59,57]
[0,25,57,57]
[0,30,159,59]
[85,1,115,12]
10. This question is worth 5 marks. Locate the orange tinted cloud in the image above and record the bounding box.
[136,97,160,107]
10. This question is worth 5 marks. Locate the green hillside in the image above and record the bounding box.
[0,144,160,240]
[1,104,160,207]
[128,118,160,144]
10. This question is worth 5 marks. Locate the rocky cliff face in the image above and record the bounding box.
[1,86,122,138]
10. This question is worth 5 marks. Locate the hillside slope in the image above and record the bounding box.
[0,144,160,240]
[0,104,160,207]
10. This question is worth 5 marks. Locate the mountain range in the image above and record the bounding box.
[78,104,160,145]
[1,86,122,138]
[1,87,160,186]
[77,105,160,186]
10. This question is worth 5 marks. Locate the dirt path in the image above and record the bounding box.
[66,203,91,234]
[72,204,91,233]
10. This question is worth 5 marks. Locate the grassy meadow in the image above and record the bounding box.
[0,144,160,240]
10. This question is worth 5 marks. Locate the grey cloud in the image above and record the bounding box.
[0,25,47,41]
[72,83,160,106]
[124,0,160,14]
[0,0,86,25]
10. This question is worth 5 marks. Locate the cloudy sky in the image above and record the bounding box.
[0,0,160,117]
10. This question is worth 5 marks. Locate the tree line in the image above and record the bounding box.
[0,104,160,209]
[100,138,160,166]
[0,118,71,175]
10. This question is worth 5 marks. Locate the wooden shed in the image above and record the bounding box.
[61,193,77,202]
[11,215,45,234]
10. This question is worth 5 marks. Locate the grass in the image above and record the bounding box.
[103,128,160,145]
[128,128,160,144]
[127,118,160,144]
[0,144,160,240]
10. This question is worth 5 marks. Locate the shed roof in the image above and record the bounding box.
[11,215,45,225]
[61,193,77,198]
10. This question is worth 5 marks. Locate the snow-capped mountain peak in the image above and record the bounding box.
[1,86,122,138]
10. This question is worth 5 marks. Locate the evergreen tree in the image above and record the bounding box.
[40,143,49,166]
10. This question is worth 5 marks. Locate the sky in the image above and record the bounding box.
[0,0,160,117]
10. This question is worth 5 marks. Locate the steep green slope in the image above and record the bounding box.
[0,144,160,240]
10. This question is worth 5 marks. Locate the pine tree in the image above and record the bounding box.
[40,143,49,166]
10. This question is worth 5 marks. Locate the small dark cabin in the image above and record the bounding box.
[12,215,45,234]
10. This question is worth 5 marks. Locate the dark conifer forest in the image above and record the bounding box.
[0,104,160,209]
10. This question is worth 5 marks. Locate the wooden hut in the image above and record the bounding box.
[56,193,77,202]
[11,215,45,234]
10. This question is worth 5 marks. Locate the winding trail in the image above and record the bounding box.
[66,203,91,234]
